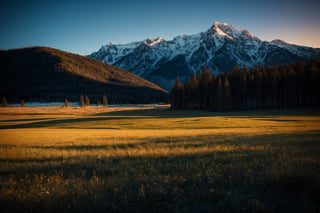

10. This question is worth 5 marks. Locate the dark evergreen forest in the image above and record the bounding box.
[171,59,320,111]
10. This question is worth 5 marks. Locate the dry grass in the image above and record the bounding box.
[0,106,319,212]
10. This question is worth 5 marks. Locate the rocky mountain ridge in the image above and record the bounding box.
[90,22,320,90]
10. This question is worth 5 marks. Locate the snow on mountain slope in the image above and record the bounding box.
[270,39,320,58]
[89,22,320,90]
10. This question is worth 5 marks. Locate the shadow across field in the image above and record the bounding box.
[97,107,320,118]
[0,116,145,129]
[1,107,320,129]
[95,108,215,118]
[0,118,51,123]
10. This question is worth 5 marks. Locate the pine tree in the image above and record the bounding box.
[171,79,184,109]
[185,74,199,109]
[294,60,305,107]
[248,72,256,109]
[79,95,85,107]
[270,66,279,108]
[85,96,90,106]
[241,65,249,109]
[64,98,70,107]
[199,67,212,109]
[307,58,320,106]
[254,68,263,108]
[215,78,223,111]
[230,67,242,110]
[223,77,232,111]
[102,94,108,107]
[1,97,8,107]
[209,77,217,110]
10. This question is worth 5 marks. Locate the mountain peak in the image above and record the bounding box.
[144,37,164,46]
[211,22,235,40]
[211,22,241,38]
[90,22,320,90]
[211,22,259,40]
[212,21,229,27]
[211,21,237,32]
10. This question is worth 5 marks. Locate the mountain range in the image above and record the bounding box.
[0,47,167,103]
[89,22,320,90]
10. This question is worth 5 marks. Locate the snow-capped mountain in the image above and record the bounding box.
[89,22,320,90]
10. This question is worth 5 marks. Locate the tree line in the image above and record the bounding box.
[171,59,320,111]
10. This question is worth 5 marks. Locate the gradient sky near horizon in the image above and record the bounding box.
[1,0,319,55]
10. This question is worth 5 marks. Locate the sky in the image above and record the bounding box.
[1,0,320,55]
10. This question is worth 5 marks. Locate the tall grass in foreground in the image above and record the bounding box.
[0,133,319,212]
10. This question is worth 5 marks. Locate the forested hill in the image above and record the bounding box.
[171,59,320,111]
[0,47,167,103]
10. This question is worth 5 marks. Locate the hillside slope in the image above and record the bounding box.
[0,47,167,103]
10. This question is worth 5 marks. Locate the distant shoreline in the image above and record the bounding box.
[3,102,169,107]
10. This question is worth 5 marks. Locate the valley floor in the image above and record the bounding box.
[0,106,319,212]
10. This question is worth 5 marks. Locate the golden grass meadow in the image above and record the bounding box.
[0,106,319,212]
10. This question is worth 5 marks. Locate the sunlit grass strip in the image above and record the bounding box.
[0,142,269,161]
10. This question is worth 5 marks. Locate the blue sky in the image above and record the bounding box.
[1,0,319,55]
